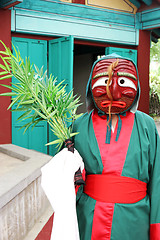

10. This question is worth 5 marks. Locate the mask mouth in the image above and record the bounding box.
[101,100,126,108]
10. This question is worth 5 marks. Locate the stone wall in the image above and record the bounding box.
[0,176,50,240]
[0,144,53,240]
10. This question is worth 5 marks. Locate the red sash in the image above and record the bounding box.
[84,174,147,204]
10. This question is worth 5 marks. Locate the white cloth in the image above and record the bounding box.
[41,148,84,240]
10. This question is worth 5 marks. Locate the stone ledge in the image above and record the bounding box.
[0,145,29,161]
[0,144,52,209]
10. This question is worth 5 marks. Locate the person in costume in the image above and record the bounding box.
[41,54,160,240]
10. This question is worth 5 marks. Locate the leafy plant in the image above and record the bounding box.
[0,40,82,151]
[149,40,160,116]
[150,39,160,63]
[150,66,160,100]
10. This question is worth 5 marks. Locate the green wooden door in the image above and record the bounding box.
[48,36,74,155]
[12,37,48,154]
[105,47,137,64]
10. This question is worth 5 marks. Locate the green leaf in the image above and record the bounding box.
[16,95,27,109]
[0,92,17,97]
[73,113,83,120]
[0,40,82,144]
[18,115,33,122]
[0,83,17,92]
[21,100,35,105]
[0,71,9,76]
[47,106,52,113]
[49,110,57,117]
[7,94,22,109]
[0,56,11,72]
[45,138,63,146]
[0,51,10,56]
[32,107,47,120]
[17,110,32,121]
[35,82,40,95]
[11,106,29,112]
[70,132,79,137]
[34,64,39,74]
[22,122,33,134]
[0,75,12,81]
[31,119,43,130]
[3,56,12,61]
[42,90,46,109]
[0,64,7,71]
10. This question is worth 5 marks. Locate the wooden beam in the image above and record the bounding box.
[140,7,160,29]
[129,0,141,8]
[72,0,85,4]
[141,0,152,6]
[13,0,136,27]
[0,0,23,9]
[11,7,138,45]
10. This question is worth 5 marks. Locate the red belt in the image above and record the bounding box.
[84,174,147,204]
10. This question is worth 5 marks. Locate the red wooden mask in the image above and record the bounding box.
[91,58,138,114]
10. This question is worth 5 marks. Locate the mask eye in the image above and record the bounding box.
[92,77,111,89]
[118,77,137,90]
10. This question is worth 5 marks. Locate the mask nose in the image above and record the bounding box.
[110,78,122,100]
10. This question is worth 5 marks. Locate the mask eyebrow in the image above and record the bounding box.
[117,72,137,81]
[93,72,112,79]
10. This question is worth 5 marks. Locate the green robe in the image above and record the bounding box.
[73,110,160,240]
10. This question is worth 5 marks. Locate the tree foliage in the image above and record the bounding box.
[150,40,160,103]
[150,39,160,62]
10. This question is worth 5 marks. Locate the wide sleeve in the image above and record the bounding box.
[148,125,160,240]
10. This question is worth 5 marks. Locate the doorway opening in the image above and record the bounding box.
[73,44,105,114]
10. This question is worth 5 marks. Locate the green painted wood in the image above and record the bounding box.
[141,7,160,22]
[12,37,48,154]
[48,36,74,156]
[0,0,23,8]
[139,7,160,29]
[11,0,139,46]
[129,0,152,8]
[15,0,136,26]
[129,0,141,8]
[12,8,138,45]
[49,36,74,92]
[11,0,139,45]
[105,47,137,65]
[142,19,160,29]
[141,0,152,6]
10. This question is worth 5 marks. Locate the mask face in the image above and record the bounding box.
[91,58,138,114]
